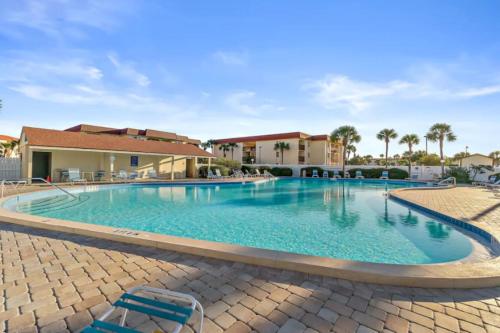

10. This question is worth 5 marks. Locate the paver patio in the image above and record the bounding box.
[1,186,499,332]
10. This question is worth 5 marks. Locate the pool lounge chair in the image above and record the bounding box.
[355,170,364,179]
[380,170,389,180]
[83,285,203,333]
[312,169,319,178]
[67,168,87,184]
[245,170,256,178]
[264,170,275,178]
[332,170,341,179]
[472,175,496,186]
[207,169,217,179]
[215,169,230,179]
[486,179,500,189]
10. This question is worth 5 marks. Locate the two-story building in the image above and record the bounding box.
[213,132,343,166]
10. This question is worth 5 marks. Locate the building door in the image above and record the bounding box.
[32,152,51,181]
[186,158,196,178]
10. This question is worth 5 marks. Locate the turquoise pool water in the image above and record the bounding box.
[9,179,476,264]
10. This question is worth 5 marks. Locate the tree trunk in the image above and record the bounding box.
[385,140,389,169]
[281,148,284,164]
[439,139,444,177]
[342,147,346,175]
[231,149,234,160]
[408,144,412,176]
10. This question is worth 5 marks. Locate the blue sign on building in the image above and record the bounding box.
[130,155,139,167]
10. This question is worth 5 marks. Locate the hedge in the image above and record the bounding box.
[300,167,344,177]
[270,167,293,176]
[242,165,292,176]
[300,167,408,179]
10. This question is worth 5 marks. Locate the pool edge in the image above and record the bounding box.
[0,190,499,289]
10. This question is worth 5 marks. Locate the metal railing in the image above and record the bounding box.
[437,176,456,186]
[1,178,79,199]
[31,178,79,199]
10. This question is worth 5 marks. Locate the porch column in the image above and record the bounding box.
[110,154,115,181]
[170,156,175,180]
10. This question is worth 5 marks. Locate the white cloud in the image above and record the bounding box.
[212,51,248,66]
[224,91,284,116]
[0,0,135,39]
[305,75,411,113]
[108,54,151,87]
[305,70,500,113]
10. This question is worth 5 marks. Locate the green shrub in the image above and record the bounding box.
[270,167,293,176]
[213,157,241,169]
[388,168,409,179]
[445,167,470,183]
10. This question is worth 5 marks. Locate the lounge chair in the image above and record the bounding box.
[332,170,341,179]
[207,169,217,179]
[67,168,87,184]
[410,173,419,181]
[255,169,265,177]
[311,169,319,178]
[344,171,351,178]
[215,169,230,179]
[147,170,160,179]
[380,170,389,180]
[245,170,256,178]
[264,170,275,178]
[128,171,138,179]
[486,179,500,189]
[473,175,496,186]
[83,285,203,333]
[322,170,329,178]
[355,170,364,179]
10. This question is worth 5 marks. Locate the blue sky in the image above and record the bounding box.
[0,0,499,156]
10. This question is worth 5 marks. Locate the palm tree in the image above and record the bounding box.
[345,144,356,162]
[274,141,290,164]
[399,134,420,176]
[330,126,361,175]
[426,123,456,177]
[1,142,12,157]
[376,129,398,168]
[219,144,230,158]
[201,139,216,151]
[227,142,238,160]
[489,151,500,167]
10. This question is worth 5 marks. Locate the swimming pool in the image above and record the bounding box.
[4,179,482,264]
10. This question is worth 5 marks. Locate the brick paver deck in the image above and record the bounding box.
[1,222,499,333]
[392,186,500,239]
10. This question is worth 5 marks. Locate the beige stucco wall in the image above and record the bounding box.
[309,141,327,165]
[460,155,494,168]
[21,146,191,180]
[213,138,343,166]
[257,139,300,165]
[212,144,243,162]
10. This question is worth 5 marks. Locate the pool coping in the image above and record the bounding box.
[0,180,499,288]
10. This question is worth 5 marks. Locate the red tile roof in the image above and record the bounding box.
[65,124,200,144]
[0,135,18,142]
[214,132,330,144]
[23,127,214,158]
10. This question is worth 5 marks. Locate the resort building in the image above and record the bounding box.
[18,124,213,181]
[456,153,494,168]
[213,132,343,165]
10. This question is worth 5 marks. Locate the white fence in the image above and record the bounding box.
[0,158,21,180]
[245,164,446,179]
